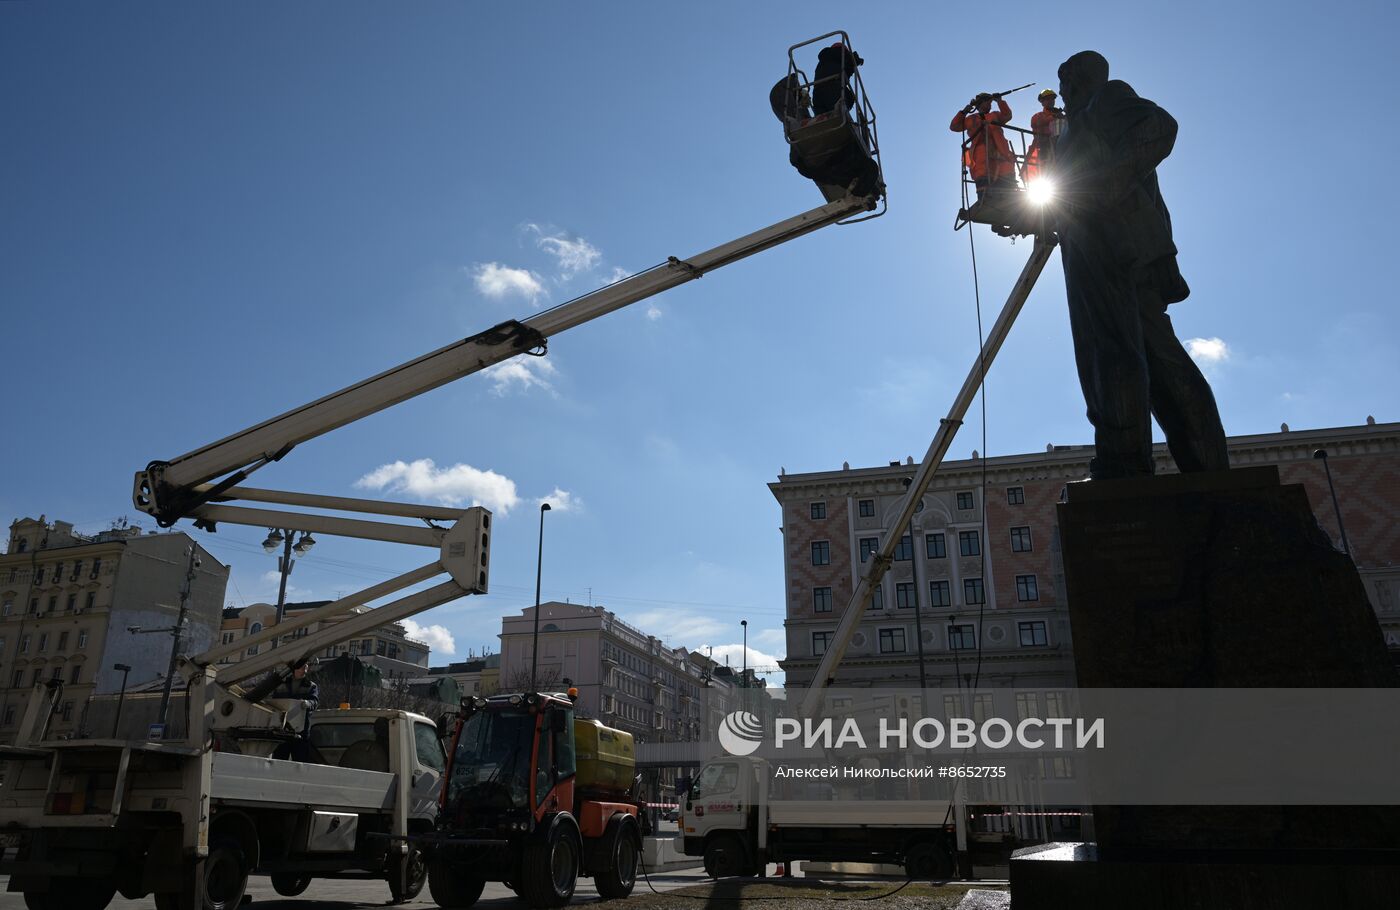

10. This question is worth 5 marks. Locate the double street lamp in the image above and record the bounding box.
[262,528,316,645]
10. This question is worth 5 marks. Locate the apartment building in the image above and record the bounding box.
[772,419,1400,688]
[0,517,228,740]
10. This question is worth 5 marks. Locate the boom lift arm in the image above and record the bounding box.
[137,190,881,687]
[134,195,879,530]
[117,32,886,719]
[797,237,1056,719]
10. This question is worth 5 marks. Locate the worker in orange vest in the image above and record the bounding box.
[1024,89,1065,182]
[951,92,1017,199]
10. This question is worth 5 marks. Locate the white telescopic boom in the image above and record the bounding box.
[798,238,1055,719]
[134,195,877,526]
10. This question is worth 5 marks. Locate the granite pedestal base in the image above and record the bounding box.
[1009,468,1400,908]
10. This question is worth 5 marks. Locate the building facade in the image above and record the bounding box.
[772,420,1400,689]
[428,652,501,699]
[0,517,229,740]
[217,600,432,682]
[497,602,749,745]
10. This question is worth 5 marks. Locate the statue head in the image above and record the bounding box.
[1058,51,1110,114]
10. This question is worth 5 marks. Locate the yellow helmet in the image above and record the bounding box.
[1038,88,1057,99]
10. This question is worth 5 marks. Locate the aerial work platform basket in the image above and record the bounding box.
[770,31,885,222]
[955,113,1055,236]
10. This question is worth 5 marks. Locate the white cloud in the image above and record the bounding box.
[472,262,545,303]
[401,619,456,656]
[645,304,662,321]
[481,357,557,396]
[705,642,784,672]
[609,267,632,284]
[354,458,520,514]
[626,611,727,647]
[537,488,581,513]
[527,225,602,279]
[1185,337,1230,365]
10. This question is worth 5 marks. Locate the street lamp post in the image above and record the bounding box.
[1313,450,1352,558]
[112,663,133,738]
[530,503,552,691]
[740,620,748,711]
[263,529,316,648]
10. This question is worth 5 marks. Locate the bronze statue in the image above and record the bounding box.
[1054,51,1228,479]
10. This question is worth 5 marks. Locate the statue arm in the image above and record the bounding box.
[1101,99,1178,206]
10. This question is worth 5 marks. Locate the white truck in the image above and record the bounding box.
[680,755,958,881]
[0,699,448,909]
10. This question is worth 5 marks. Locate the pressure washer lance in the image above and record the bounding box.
[964,82,1035,110]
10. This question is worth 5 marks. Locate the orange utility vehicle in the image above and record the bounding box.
[424,691,645,908]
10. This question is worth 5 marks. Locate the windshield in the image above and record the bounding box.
[446,709,536,816]
[690,761,739,800]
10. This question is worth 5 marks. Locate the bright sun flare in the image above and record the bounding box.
[1027,178,1056,206]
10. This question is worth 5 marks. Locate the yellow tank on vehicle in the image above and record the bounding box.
[574,718,635,795]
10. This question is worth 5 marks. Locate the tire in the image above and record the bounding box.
[202,841,250,910]
[427,856,485,908]
[904,839,953,880]
[387,844,428,903]
[703,834,747,880]
[271,873,313,897]
[519,814,581,908]
[592,814,640,900]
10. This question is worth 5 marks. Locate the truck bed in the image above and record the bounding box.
[767,800,952,828]
[211,752,396,811]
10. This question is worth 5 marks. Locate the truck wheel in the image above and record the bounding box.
[271,873,312,897]
[427,857,485,908]
[520,815,581,908]
[592,814,640,900]
[202,841,250,910]
[387,844,428,902]
[904,840,953,880]
[703,834,747,880]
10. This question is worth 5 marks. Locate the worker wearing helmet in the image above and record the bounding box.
[951,92,1017,199]
[1025,89,1065,181]
[812,42,863,115]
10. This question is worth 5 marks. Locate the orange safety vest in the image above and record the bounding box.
[1024,109,1064,182]
[951,102,1016,182]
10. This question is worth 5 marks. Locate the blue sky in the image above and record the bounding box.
[4,1,1397,682]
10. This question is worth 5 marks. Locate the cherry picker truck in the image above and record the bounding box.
[0,34,886,910]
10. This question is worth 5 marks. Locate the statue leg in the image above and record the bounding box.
[1139,288,1230,473]
[1062,238,1154,479]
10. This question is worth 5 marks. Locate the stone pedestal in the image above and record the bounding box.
[1010,467,1400,908]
